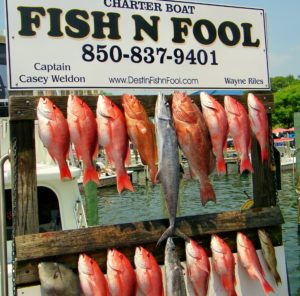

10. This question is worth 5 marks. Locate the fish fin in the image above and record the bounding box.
[83,167,99,185]
[58,162,72,181]
[117,173,134,193]
[216,158,227,175]
[156,227,189,247]
[258,274,274,295]
[149,165,158,185]
[200,181,216,206]
[156,225,175,246]
[274,270,282,286]
[240,157,254,174]
[261,147,268,162]
[136,122,148,135]
[175,229,190,242]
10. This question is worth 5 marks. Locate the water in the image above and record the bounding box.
[95,165,299,296]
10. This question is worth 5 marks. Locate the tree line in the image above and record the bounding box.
[271,75,300,127]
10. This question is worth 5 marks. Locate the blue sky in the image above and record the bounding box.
[1,0,299,78]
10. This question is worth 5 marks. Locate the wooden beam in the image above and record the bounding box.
[9,93,274,121]
[15,206,282,261]
[9,120,39,235]
[15,206,283,285]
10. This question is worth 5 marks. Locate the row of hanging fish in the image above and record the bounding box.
[37,91,269,189]
[38,230,280,296]
[37,95,136,193]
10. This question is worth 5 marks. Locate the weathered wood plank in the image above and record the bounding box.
[10,120,39,235]
[15,206,283,262]
[16,226,282,286]
[251,114,277,207]
[9,93,274,120]
[16,207,283,285]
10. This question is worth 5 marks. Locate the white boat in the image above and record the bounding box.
[274,137,296,171]
[0,118,87,295]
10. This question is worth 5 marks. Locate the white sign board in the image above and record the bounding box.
[5,0,270,90]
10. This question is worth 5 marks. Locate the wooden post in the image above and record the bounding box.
[251,113,277,207]
[9,104,39,235]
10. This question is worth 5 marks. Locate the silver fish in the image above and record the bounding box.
[258,229,282,285]
[164,237,187,296]
[38,262,80,296]
[155,93,184,245]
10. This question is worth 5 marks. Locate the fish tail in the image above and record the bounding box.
[274,269,282,286]
[258,274,274,295]
[156,225,175,247]
[261,147,268,162]
[58,162,72,181]
[240,157,254,174]
[117,173,134,193]
[149,165,158,185]
[83,167,99,185]
[217,158,227,175]
[200,181,216,206]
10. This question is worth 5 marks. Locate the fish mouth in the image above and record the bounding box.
[247,94,261,111]
[200,92,216,110]
[135,247,151,270]
[99,111,113,119]
[224,97,241,116]
[186,242,201,259]
[107,249,125,272]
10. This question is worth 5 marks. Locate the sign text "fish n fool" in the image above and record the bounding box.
[18,6,260,47]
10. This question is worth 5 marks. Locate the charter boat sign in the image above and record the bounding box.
[5,0,270,90]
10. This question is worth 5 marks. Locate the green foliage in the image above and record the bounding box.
[271,75,299,92]
[272,77,300,127]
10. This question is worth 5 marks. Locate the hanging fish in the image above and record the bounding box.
[258,229,282,286]
[224,95,254,174]
[106,248,136,296]
[247,93,269,162]
[96,95,134,193]
[67,95,99,185]
[164,237,187,296]
[200,92,229,175]
[134,246,164,296]
[211,234,237,296]
[38,262,81,296]
[155,93,187,245]
[237,232,274,295]
[37,97,72,181]
[122,94,158,185]
[78,253,109,296]
[185,239,210,296]
[172,92,216,206]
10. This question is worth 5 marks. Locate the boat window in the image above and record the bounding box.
[5,186,62,240]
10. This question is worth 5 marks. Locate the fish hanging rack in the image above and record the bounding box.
[7,92,283,287]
